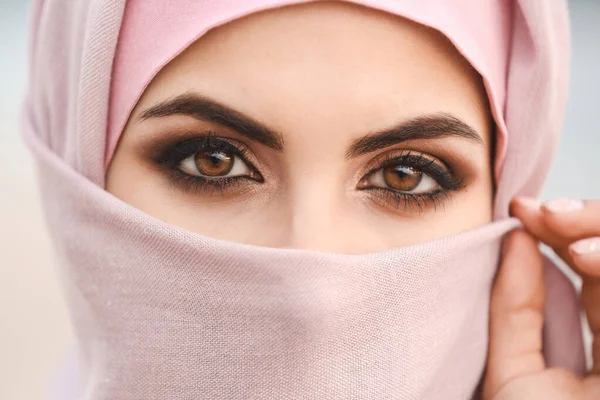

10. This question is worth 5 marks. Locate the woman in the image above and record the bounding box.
[23,0,600,399]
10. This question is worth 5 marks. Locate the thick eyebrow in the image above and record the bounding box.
[140,94,482,158]
[139,93,284,151]
[346,114,484,159]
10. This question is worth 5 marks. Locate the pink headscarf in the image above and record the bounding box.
[23,1,584,399]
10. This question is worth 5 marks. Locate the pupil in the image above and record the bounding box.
[209,153,224,165]
[395,168,410,178]
[195,150,234,176]
[383,165,422,191]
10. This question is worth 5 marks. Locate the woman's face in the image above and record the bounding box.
[106,2,493,254]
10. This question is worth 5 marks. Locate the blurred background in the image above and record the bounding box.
[1,1,599,399]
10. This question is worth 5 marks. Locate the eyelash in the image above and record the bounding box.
[359,151,464,211]
[155,133,262,196]
[154,133,464,210]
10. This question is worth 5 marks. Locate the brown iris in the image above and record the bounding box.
[383,165,422,191]
[194,150,234,176]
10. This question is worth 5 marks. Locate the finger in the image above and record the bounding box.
[570,239,600,374]
[511,198,600,248]
[570,238,600,276]
[510,197,563,249]
[484,230,546,399]
[581,278,600,375]
[513,198,600,373]
[541,199,600,240]
[511,198,598,277]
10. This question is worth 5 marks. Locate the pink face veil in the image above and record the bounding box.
[23,1,585,399]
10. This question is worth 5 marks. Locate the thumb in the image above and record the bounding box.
[483,230,546,399]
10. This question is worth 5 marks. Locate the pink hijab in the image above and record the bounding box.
[23,1,585,399]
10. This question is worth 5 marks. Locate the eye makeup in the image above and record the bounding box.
[152,132,264,197]
[150,131,467,212]
[357,150,465,212]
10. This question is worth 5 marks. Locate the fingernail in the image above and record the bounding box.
[514,196,541,211]
[543,198,584,213]
[571,237,600,255]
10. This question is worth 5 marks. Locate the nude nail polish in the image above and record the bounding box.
[515,196,541,211]
[571,238,600,255]
[543,198,584,213]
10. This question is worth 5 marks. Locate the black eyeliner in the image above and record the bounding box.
[154,132,264,196]
[358,150,465,211]
[155,134,252,167]
[154,133,465,209]
[364,150,464,191]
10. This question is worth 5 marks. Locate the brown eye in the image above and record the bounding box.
[383,165,422,191]
[195,150,234,176]
[361,162,439,194]
[179,148,253,179]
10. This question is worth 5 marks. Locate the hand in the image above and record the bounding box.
[482,198,600,400]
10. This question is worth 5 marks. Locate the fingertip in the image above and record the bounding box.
[509,197,551,241]
[539,199,589,240]
[510,197,542,223]
[569,237,600,276]
[511,196,542,215]
[542,198,585,214]
[570,237,600,255]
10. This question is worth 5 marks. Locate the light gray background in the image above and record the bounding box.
[1,1,599,399]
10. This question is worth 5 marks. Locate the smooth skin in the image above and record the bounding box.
[106,2,494,254]
[484,198,600,399]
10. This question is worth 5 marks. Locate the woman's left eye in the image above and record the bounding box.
[356,152,465,209]
[179,148,252,178]
[362,164,439,194]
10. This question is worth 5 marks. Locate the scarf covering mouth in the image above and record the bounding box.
[23,1,586,399]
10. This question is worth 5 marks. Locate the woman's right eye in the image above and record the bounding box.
[154,135,265,196]
[178,148,253,179]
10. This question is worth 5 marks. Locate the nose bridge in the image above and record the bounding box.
[286,175,348,252]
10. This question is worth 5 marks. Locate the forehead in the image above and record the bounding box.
[136,2,490,142]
